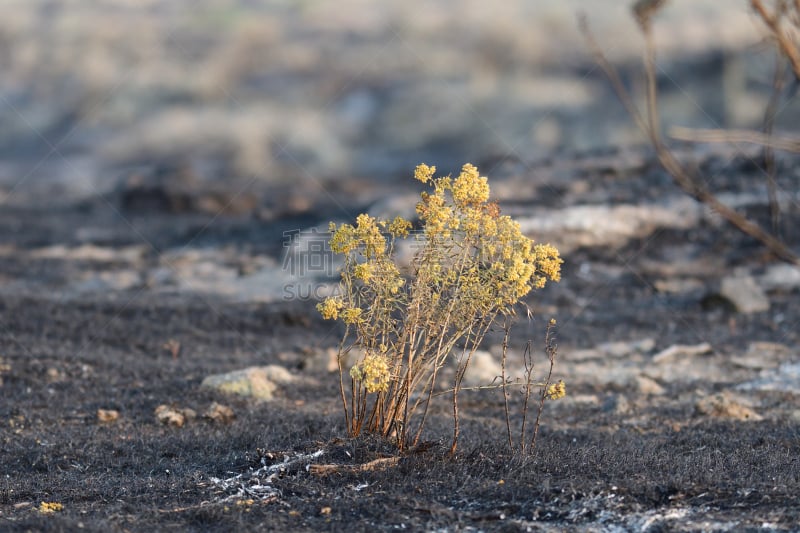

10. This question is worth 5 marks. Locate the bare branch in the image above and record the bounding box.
[751,0,800,80]
[581,12,800,266]
[669,126,800,152]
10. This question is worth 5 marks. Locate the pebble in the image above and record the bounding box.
[718,275,770,313]
[652,343,713,364]
[201,365,296,401]
[203,402,236,424]
[736,363,800,395]
[96,409,120,423]
[461,350,503,387]
[155,405,196,427]
[758,264,800,292]
[695,392,762,421]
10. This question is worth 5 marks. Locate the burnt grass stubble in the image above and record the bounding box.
[2,157,800,531]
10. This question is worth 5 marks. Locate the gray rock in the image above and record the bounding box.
[652,343,713,364]
[759,264,800,292]
[730,342,792,370]
[201,365,297,401]
[461,350,502,387]
[633,376,666,396]
[515,198,700,252]
[695,392,762,421]
[718,275,770,313]
[568,338,655,361]
[653,278,705,294]
[736,363,800,394]
[646,343,726,383]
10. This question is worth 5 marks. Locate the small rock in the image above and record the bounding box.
[595,338,656,358]
[633,375,666,396]
[652,343,713,364]
[730,342,792,370]
[201,365,296,401]
[461,350,502,387]
[46,367,64,382]
[568,338,654,361]
[695,393,762,421]
[155,405,196,427]
[717,275,770,313]
[302,347,362,373]
[654,278,705,294]
[203,402,235,424]
[97,409,120,424]
[737,363,800,394]
[758,263,800,291]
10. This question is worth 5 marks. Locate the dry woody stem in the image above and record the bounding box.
[581,5,800,266]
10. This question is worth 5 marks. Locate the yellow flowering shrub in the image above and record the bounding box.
[545,379,566,400]
[318,163,563,451]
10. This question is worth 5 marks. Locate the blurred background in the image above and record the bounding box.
[2,0,799,303]
[0,0,787,205]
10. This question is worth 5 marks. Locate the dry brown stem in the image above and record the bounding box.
[308,456,400,477]
[751,0,800,80]
[580,11,800,266]
[669,126,800,152]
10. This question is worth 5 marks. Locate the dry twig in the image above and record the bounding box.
[308,456,400,477]
[580,10,800,266]
[751,0,800,80]
[669,126,800,152]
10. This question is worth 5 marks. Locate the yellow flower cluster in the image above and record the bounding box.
[353,262,373,283]
[416,192,453,238]
[329,213,387,259]
[350,352,391,393]
[414,163,436,184]
[452,163,490,206]
[388,216,412,238]
[317,297,344,320]
[545,379,566,400]
[412,162,563,310]
[340,306,363,324]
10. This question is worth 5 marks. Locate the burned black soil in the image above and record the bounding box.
[2,150,800,532]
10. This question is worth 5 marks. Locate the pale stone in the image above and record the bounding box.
[461,350,502,387]
[759,264,800,291]
[201,365,296,401]
[652,343,713,364]
[719,275,770,313]
[633,376,666,396]
[155,405,196,427]
[737,363,800,394]
[654,278,705,294]
[695,392,762,421]
[97,409,120,423]
[203,402,235,424]
[730,342,793,370]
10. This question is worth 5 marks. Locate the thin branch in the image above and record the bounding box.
[669,126,800,152]
[581,13,800,266]
[500,320,514,452]
[751,0,800,80]
[530,321,557,452]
